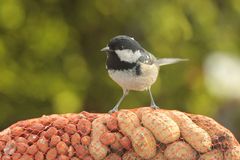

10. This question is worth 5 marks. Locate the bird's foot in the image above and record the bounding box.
[150,104,159,109]
[108,108,118,113]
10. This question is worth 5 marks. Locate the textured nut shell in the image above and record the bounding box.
[122,151,143,160]
[110,132,123,151]
[142,111,180,144]
[164,141,197,160]
[189,114,239,150]
[150,151,167,160]
[224,146,240,160]
[117,110,140,137]
[0,107,239,160]
[131,127,156,159]
[199,149,223,160]
[166,111,212,153]
[104,153,121,160]
[89,115,110,160]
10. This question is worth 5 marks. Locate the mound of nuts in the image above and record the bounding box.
[0,107,239,160]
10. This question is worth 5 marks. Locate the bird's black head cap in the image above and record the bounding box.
[108,35,144,52]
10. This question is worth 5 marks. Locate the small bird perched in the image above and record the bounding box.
[101,35,187,113]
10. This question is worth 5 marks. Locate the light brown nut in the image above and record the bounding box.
[224,146,240,160]
[64,124,77,135]
[117,110,140,137]
[45,127,58,138]
[89,115,110,160]
[142,111,180,144]
[15,137,27,144]
[50,135,61,147]
[81,136,91,146]
[46,148,57,160]
[166,111,212,153]
[16,142,28,153]
[29,123,44,133]
[2,155,11,160]
[189,114,239,149]
[35,151,44,160]
[71,133,81,146]
[27,134,39,143]
[19,154,33,160]
[61,133,70,145]
[56,141,68,155]
[27,144,38,155]
[11,127,24,137]
[110,132,123,151]
[150,151,167,160]
[4,140,16,155]
[100,132,116,145]
[83,155,94,160]
[36,137,49,153]
[118,110,156,159]
[58,155,70,160]
[12,153,22,160]
[120,136,132,150]
[104,153,121,160]
[131,127,156,159]
[53,117,69,129]
[199,149,223,160]
[74,144,88,159]
[106,116,118,131]
[135,107,153,120]
[122,151,143,160]
[164,141,197,160]
[77,119,92,136]
[68,146,75,157]
[0,141,6,152]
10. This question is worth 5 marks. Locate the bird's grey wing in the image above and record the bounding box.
[154,58,188,66]
[137,50,157,65]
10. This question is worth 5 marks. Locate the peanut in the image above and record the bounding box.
[131,127,156,159]
[117,110,140,137]
[166,111,212,153]
[118,110,156,159]
[224,146,240,160]
[89,114,110,160]
[150,151,167,160]
[164,141,197,160]
[142,110,180,144]
[199,149,223,160]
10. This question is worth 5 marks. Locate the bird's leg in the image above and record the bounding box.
[108,89,129,113]
[148,88,159,109]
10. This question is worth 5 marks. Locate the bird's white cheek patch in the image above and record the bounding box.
[115,49,142,63]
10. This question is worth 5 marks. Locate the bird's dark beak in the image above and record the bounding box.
[100,46,110,52]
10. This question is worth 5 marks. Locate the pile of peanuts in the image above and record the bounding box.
[0,107,239,160]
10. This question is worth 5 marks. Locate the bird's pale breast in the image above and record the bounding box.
[108,63,159,91]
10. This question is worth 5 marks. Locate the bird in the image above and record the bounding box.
[101,35,187,113]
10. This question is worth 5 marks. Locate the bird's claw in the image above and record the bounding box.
[150,105,159,109]
[108,108,118,114]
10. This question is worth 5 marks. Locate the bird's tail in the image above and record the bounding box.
[154,58,188,66]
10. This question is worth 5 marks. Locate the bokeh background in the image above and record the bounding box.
[0,0,239,140]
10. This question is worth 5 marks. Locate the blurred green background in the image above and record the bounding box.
[0,0,240,140]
